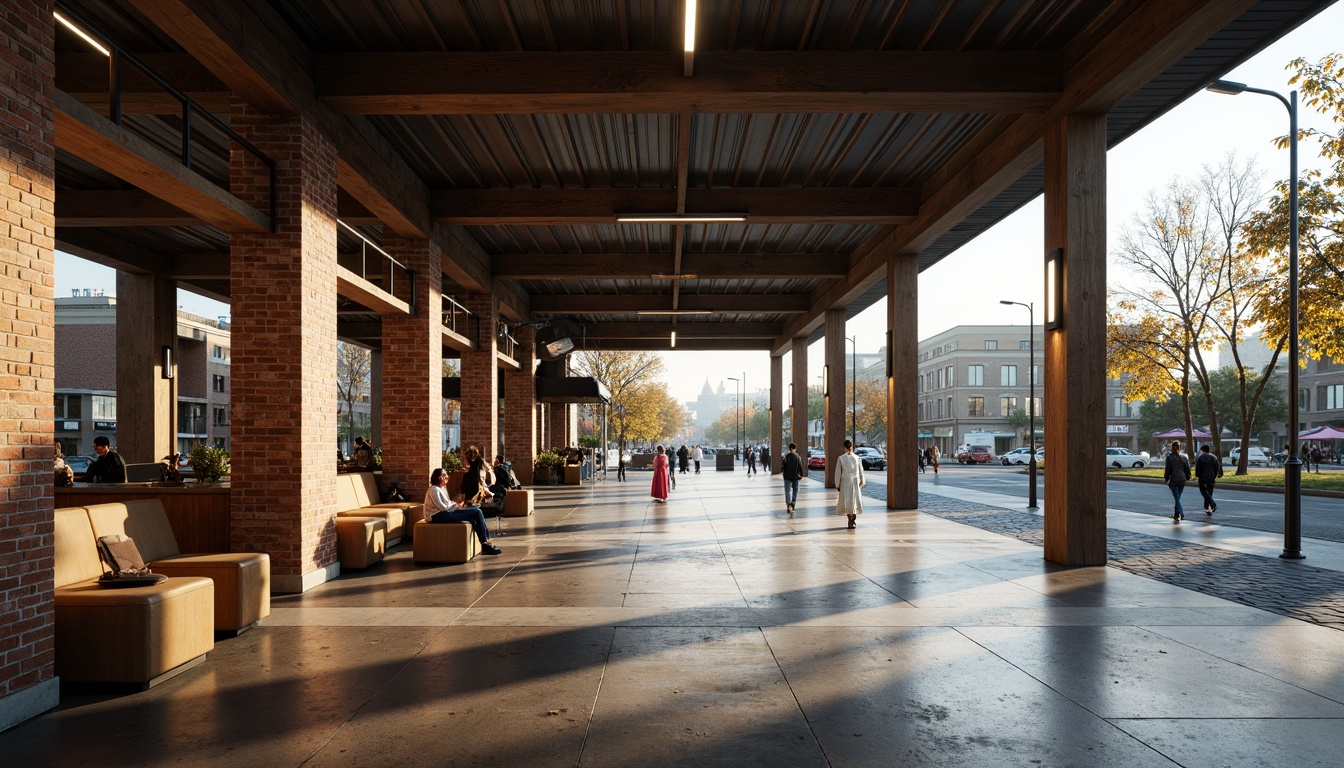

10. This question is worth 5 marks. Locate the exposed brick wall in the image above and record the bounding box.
[502,324,537,480]
[229,103,338,582]
[379,238,442,500]
[459,293,498,458]
[548,400,573,448]
[0,0,55,700]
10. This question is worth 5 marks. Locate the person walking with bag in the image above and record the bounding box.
[781,442,804,515]
[1164,440,1192,522]
[692,445,703,474]
[834,440,864,529]
[650,445,671,503]
[1194,444,1223,516]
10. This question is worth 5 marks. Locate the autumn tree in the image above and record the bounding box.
[571,350,667,451]
[852,376,888,445]
[336,342,372,453]
[704,408,738,445]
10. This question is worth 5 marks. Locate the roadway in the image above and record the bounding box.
[899,463,1344,542]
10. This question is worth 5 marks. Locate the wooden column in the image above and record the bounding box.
[824,309,846,488]
[769,353,783,474]
[115,272,178,462]
[790,337,808,476]
[460,294,499,458]
[229,104,339,593]
[887,254,919,509]
[1043,113,1108,566]
[380,238,442,502]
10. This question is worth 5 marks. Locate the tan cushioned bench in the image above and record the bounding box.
[412,520,478,564]
[336,516,386,569]
[85,500,270,634]
[54,507,214,687]
[335,474,408,544]
[504,488,534,517]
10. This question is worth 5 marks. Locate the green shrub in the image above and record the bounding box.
[442,450,462,472]
[189,445,230,483]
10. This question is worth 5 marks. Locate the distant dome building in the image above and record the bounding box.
[684,378,736,442]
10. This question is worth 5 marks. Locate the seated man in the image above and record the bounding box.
[423,467,501,555]
[489,455,514,503]
[84,435,126,483]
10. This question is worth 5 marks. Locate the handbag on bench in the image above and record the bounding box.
[96,534,168,588]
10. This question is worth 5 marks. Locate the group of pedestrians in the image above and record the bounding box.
[917,445,940,474]
[1164,440,1225,522]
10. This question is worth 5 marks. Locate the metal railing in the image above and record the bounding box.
[442,295,480,344]
[497,322,519,359]
[55,2,276,230]
[337,219,416,313]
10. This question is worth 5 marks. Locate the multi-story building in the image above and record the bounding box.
[54,291,233,457]
[915,325,1141,455]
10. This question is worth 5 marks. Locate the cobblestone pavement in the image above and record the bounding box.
[863,484,1344,631]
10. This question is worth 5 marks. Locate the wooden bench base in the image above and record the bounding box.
[412,520,479,564]
[504,488,534,517]
[336,517,386,569]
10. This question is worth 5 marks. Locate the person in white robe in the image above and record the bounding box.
[834,440,864,529]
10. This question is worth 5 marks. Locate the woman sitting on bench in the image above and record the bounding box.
[424,468,501,555]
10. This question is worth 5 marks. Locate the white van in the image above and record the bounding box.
[1228,447,1269,467]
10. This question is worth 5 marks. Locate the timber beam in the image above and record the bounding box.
[530,294,811,315]
[315,51,1062,114]
[493,253,846,280]
[57,189,199,227]
[581,322,782,339]
[436,188,920,226]
[583,338,774,351]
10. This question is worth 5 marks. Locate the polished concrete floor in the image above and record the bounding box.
[6,470,1344,766]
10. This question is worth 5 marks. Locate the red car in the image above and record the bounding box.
[807,451,826,470]
[956,446,996,464]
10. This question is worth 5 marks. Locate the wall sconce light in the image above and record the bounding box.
[1044,247,1064,331]
[789,382,793,404]
[885,330,893,378]
[161,345,174,380]
[822,365,829,397]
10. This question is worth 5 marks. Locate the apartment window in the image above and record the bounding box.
[54,393,82,419]
[937,369,944,389]
[1019,340,1030,350]
[967,397,985,417]
[1001,365,1017,386]
[918,403,924,420]
[1302,389,1310,411]
[211,344,228,362]
[1325,384,1344,410]
[937,399,943,418]
[1113,398,1131,418]
[917,375,923,394]
[945,365,954,387]
[213,374,226,393]
[1000,396,1017,416]
[1032,365,1041,387]
[984,340,998,350]
[967,365,984,386]
[91,395,116,420]
[947,397,954,417]
[213,407,228,426]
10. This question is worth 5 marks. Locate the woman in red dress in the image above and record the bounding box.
[650,445,671,502]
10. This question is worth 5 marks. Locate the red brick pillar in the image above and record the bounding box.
[503,324,537,482]
[460,294,498,458]
[0,0,57,726]
[229,103,339,593]
[380,238,442,501]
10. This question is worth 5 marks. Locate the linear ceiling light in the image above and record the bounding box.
[670,330,677,348]
[54,11,110,56]
[616,214,747,223]
[683,0,697,77]
[635,310,711,316]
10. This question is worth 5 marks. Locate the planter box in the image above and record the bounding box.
[716,452,736,471]
[445,470,466,497]
[564,465,582,485]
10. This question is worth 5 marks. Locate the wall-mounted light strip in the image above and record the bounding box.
[683,0,697,77]
[670,330,677,348]
[616,214,747,223]
[1044,247,1064,331]
[54,11,110,56]
[635,309,712,316]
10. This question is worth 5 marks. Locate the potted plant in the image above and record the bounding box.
[188,444,230,485]
[442,449,466,496]
[534,450,563,485]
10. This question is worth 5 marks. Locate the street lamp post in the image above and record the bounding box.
[1207,78,1303,560]
[1000,300,1038,509]
[727,376,741,465]
[742,371,747,461]
[847,336,857,445]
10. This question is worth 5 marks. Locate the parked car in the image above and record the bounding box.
[1228,447,1269,467]
[807,451,826,470]
[64,455,93,475]
[1034,448,1046,463]
[1000,447,1034,466]
[1105,447,1148,469]
[855,447,886,470]
[955,445,995,464]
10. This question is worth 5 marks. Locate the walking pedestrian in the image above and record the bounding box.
[617,453,626,482]
[1302,444,1313,473]
[928,445,940,475]
[1194,443,1223,516]
[781,443,803,515]
[917,448,926,474]
[834,440,864,529]
[761,446,771,473]
[678,445,690,474]
[692,445,703,474]
[1310,445,1324,473]
[746,445,757,477]
[1164,440,1191,522]
[651,445,670,502]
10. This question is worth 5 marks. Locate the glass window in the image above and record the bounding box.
[967,365,984,386]
[918,402,924,420]
[1001,365,1017,386]
[213,374,226,393]
[91,395,116,419]
[937,399,943,418]
[1113,398,1131,417]
[213,407,228,426]
[946,365,954,386]
[984,340,998,350]
[967,397,985,417]
[1019,339,1030,350]
[1000,396,1017,415]
[1326,384,1344,410]
[937,369,944,389]
[54,393,83,419]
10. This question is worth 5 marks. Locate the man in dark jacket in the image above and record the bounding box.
[1194,444,1223,515]
[1163,440,1192,522]
[781,443,805,515]
[85,435,126,483]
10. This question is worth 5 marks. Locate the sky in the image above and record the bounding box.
[54,3,1344,408]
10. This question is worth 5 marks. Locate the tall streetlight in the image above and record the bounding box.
[1207,78,1303,560]
[742,371,747,460]
[847,336,857,445]
[727,376,741,464]
[999,300,1038,509]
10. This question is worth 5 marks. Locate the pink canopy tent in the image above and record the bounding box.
[1299,425,1344,441]
[1152,428,1213,439]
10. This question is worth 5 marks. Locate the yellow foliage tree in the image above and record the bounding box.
[571,350,667,450]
